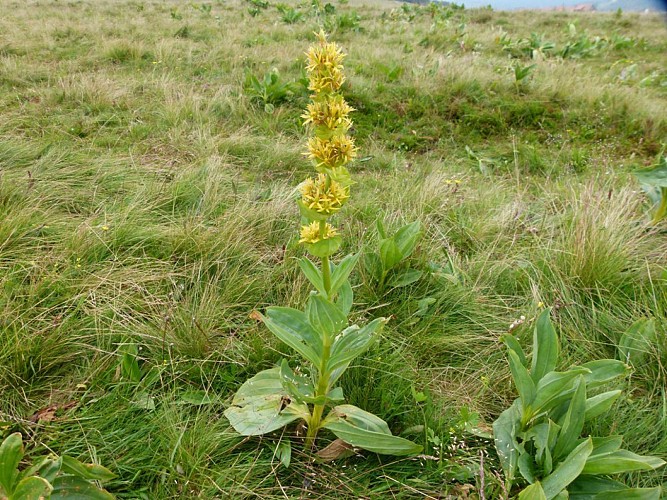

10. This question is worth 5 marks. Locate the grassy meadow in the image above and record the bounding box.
[1,0,667,497]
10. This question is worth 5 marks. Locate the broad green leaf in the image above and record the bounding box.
[393,221,421,258]
[363,252,383,282]
[0,433,23,496]
[273,440,291,469]
[618,319,656,367]
[589,436,623,457]
[522,422,557,474]
[335,280,353,316]
[568,475,625,499]
[224,368,310,436]
[503,334,527,367]
[541,437,593,500]
[553,376,586,460]
[50,475,114,500]
[37,457,61,484]
[330,253,359,296]
[519,482,548,500]
[632,156,667,187]
[60,456,115,482]
[584,390,621,421]
[130,390,155,410]
[279,359,316,404]
[263,307,322,366]
[540,420,560,475]
[19,457,61,485]
[582,449,665,475]
[388,269,422,288]
[322,405,422,455]
[532,368,590,416]
[531,309,559,383]
[306,295,346,340]
[306,235,342,258]
[376,218,387,239]
[178,390,219,406]
[297,198,329,221]
[592,487,662,499]
[379,238,402,270]
[298,258,326,296]
[519,451,537,483]
[121,344,141,383]
[11,476,52,500]
[493,400,521,481]
[508,350,536,410]
[327,165,354,188]
[581,360,628,389]
[328,318,385,372]
[326,387,345,403]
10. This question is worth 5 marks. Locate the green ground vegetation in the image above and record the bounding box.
[0,0,666,497]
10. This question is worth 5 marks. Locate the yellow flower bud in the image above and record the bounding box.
[305,32,346,94]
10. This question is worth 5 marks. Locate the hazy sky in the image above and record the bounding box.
[459,0,666,9]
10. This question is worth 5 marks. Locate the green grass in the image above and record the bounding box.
[1,0,666,497]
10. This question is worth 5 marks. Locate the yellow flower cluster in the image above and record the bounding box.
[301,174,350,216]
[306,135,357,170]
[299,32,355,250]
[299,222,338,244]
[302,95,354,132]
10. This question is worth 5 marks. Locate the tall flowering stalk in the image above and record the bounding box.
[224,33,420,457]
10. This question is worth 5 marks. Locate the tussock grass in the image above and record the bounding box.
[1,0,666,496]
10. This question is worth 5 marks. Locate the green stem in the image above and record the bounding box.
[305,178,336,450]
[304,335,332,450]
[322,255,331,295]
[319,220,332,295]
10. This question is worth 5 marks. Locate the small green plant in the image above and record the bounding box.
[362,220,422,293]
[191,2,212,15]
[276,4,303,24]
[617,318,656,368]
[335,12,361,32]
[378,63,404,82]
[633,155,667,224]
[503,32,555,60]
[224,32,421,457]
[513,63,536,89]
[248,0,269,8]
[244,68,295,113]
[493,309,665,499]
[246,0,269,16]
[0,433,115,499]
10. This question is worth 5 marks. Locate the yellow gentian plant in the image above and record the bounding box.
[224,32,421,456]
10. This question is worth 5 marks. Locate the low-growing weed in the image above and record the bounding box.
[633,155,667,224]
[0,433,115,499]
[276,4,303,24]
[363,220,422,294]
[244,68,296,112]
[494,310,665,498]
